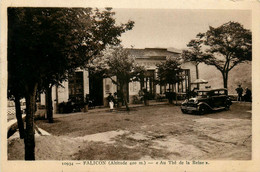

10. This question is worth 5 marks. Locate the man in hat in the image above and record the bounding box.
[235,85,243,101]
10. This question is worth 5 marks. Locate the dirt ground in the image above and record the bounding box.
[8,102,252,160]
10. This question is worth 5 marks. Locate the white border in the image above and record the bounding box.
[1,0,260,172]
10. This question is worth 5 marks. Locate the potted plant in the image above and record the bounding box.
[143,89,149,106]
[165,91,176,104]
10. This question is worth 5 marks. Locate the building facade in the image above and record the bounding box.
[40,48,200,113]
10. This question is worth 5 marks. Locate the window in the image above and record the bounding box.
[219,90,225,95]
[68,72,84,103]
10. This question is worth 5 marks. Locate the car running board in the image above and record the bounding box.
[212,107,225,111]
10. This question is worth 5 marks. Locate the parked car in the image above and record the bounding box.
[181,88,232,115]
[7,99,26,121]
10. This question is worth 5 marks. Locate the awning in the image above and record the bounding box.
[191,79,208,84]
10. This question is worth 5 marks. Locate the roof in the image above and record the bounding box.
[167,47,183,54]
[136,56,167,60]
[144,48,168,51]
[125,48,180,59]
[196,88,228,92]
[191,78,208,84]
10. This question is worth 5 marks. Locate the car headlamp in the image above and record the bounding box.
[183,99,188,104]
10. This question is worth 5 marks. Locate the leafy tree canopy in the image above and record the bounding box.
[89,46,145,84]
[8,7,134,92]
[156,58,183,86]
[7,7,134,160]
[89,46,145,110]
[182,21,252,88]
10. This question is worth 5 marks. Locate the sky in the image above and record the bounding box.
[113,9,251,50]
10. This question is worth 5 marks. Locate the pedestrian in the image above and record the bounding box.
[235,85,243,101]
[244,87,252,102]
[143,88,149,105]
[107,93,115,112]
[138,89,144,101]
[113,92,118,107]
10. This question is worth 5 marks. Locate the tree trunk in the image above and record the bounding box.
[174,85,177,105]
[14,95,25,139]
[55,85,59,114]
[120,82,130,111]
[24,83,37,160]
[46,85,53,123]
[195,63,199,89]
[222,71,228,89]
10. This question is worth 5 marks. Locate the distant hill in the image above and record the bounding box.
[199,61,252,94]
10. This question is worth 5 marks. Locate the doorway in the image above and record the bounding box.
[89,71,104,106]
[141,70,156,99]
[68,71,84,103]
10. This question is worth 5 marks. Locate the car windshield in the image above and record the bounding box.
[213,90,227,95]
[197,91,209,98]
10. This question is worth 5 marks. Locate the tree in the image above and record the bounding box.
[182,21,252,88]
[8,7,134,160]
[38,7,134,123]
[40,74,67,123]
[156,58,183,104]
[90,46,145,111]
[181,38,203,89]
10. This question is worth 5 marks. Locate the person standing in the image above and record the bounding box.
[107,93,115,112]
[141,88,149,105]
[113,92,118,107]
[244,88,252,102]
[235,85,243,101]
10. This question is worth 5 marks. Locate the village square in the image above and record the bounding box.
[5,7,252,162]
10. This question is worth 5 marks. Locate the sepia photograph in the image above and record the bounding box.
[1,0,260,171]
[6,7,252,160]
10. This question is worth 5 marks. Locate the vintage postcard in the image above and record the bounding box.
[1,0,260,171]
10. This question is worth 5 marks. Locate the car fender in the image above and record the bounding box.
[197,102,212,110]
[227,99,232,105]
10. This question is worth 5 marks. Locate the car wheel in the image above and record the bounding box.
[198,106,207,115]
[181,109,187,114]
[225,105,230,110]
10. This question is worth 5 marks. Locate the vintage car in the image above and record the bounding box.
[181,88,232,115]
